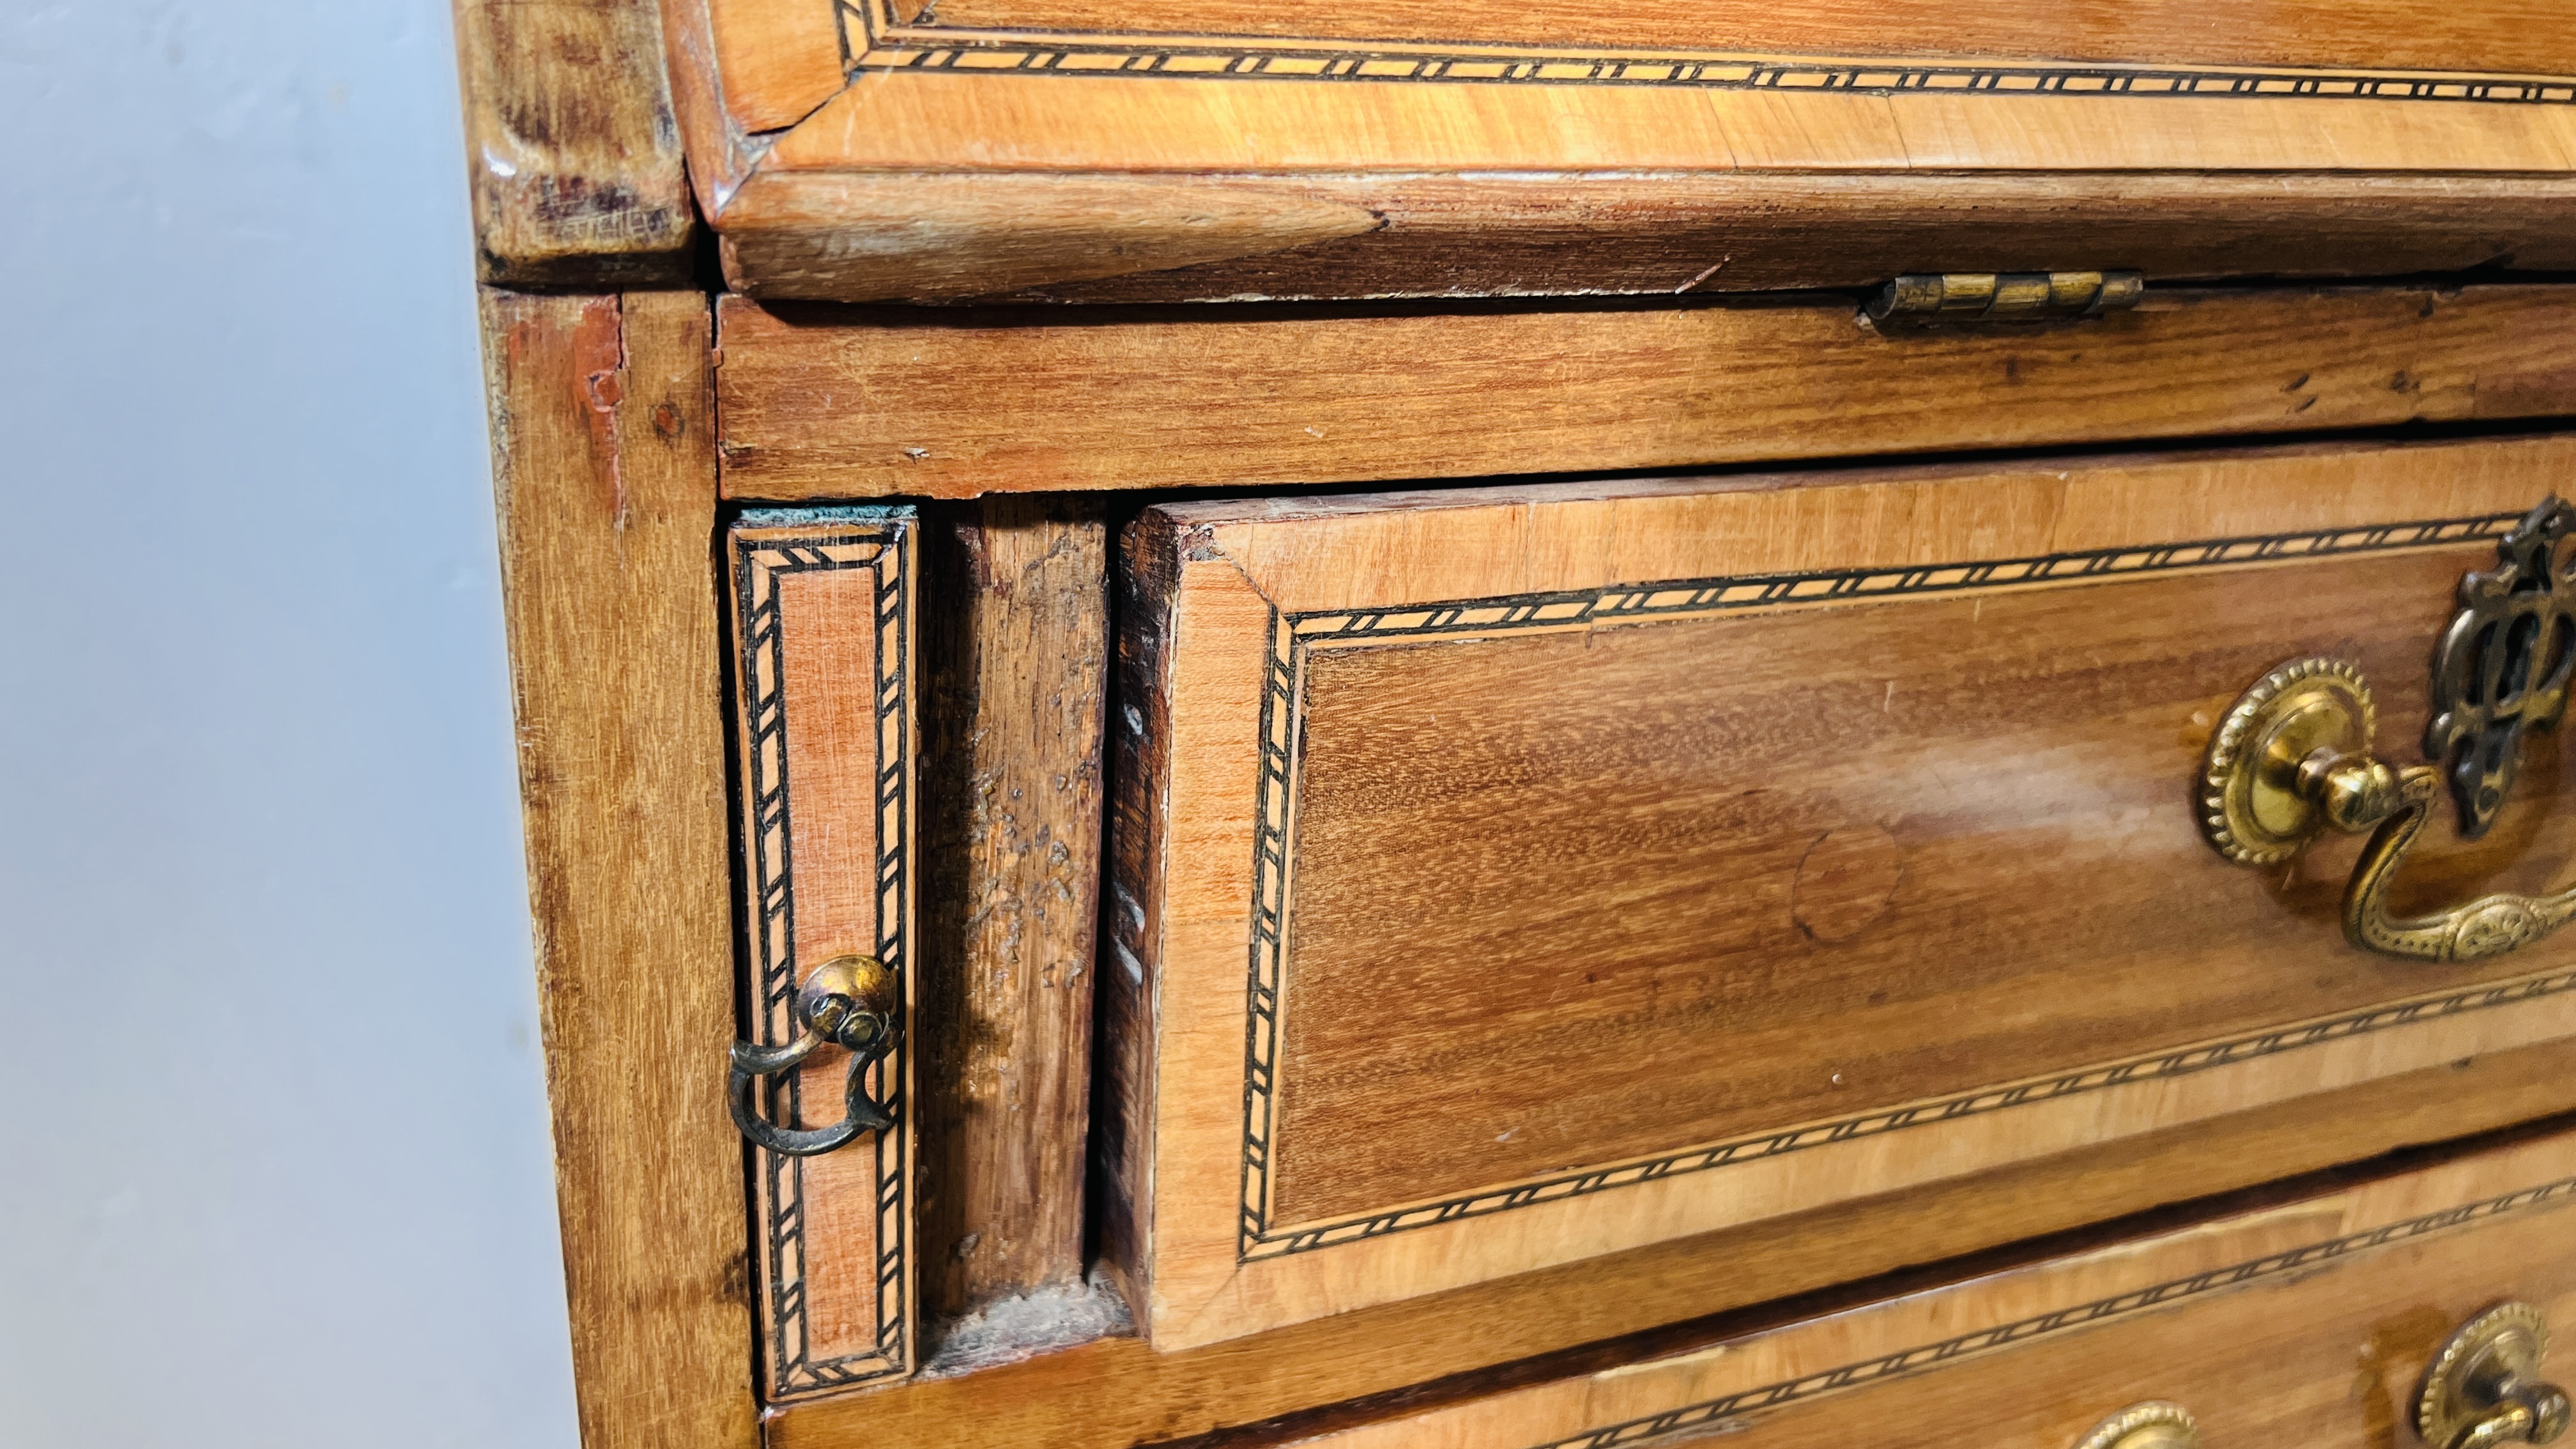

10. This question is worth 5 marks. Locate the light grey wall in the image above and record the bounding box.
[0,3,580,1446]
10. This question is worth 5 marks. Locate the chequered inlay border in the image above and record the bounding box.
[1529,1169,2576,1449]
[733,519,913,1398]
[836,0,2576,101]
[1237,510,2545,1261]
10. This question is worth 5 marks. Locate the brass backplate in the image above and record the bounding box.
[2200,657,2377,866]
[2074,1402,2200,1449]
[2419,1303,2556,1449]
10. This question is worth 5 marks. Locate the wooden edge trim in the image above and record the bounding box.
[712,168,2576,306]
[1092,507,1185,1331]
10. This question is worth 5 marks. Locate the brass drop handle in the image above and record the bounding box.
[729,954,901,1157]
[2199,657,2576,961]
[2420,1304,2572,1449]
[2198,498,2576,962]
[2074,1402,2201,1449]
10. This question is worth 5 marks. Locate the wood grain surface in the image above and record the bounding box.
[1290,1123,2576,1449]
[871,0,2576,76]
[482,289,754,1449]
[1107,434,2576,1349]
[717,172,2576,305]
[1267,547,2575,1227]
[768,1038,2576,1449]
[658,0,2576,301]
[693,0,841,134]
[918,500,1108,1324]
[450,0,696,286]
[732,75,2576,300]
[716,286,2576,501]
[727,510,919,1399]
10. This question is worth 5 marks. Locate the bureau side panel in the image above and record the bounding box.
[484,289,758,1449]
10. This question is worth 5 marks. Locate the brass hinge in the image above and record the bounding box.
[1867,271,2145,326]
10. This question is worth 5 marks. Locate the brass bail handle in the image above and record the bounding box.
[2197,497,2576,962]
[2420,1303,2572,1449]
[728,953,901,1158]
[2073,1402,2201,1449]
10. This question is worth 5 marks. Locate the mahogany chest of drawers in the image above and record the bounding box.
[454,1,2576,1445]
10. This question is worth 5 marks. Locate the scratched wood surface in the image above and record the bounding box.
[1104,433,2576,1350]
[450,0,696,285]
[726,509,920,1400]
[917,500,1108,1327]
[714,286,2576,501]
[482,289,756,1449]
[877,0,2576,73]
[770,1040,2576,1449]
[719,173,2576,305]
[652,0,2576,300]
[1290,1123,2576,1449]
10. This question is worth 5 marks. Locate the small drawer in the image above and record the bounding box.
[1288,1123,2576,1449]
[721,507,922,1401]
[1101,433,2576,1349]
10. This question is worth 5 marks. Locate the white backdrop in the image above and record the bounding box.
[0,3,581,1445]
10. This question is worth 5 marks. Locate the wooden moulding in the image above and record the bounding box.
[917,500,1109,1330]
[769,1037,2576,1449]
[1100,433,2576,1350]
[481,289,756,1449]
[451,0,698,286]
[715,284,2576,502]
[1292,1121,2576,1449]
[714,172,2576,307]
[653,0,2576,302]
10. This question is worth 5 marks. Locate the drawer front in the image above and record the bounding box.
[1103,434,2576,1348]
[674,0,2576,303]
[725,508,919,1400]
[1292,1124,2576,1449]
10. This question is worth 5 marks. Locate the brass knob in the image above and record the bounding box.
[2419,1303,2572,1449]
[728,954,901,1157]
[2074,1402,2201,1449]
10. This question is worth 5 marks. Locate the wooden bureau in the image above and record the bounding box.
[454,1,2576,1445]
